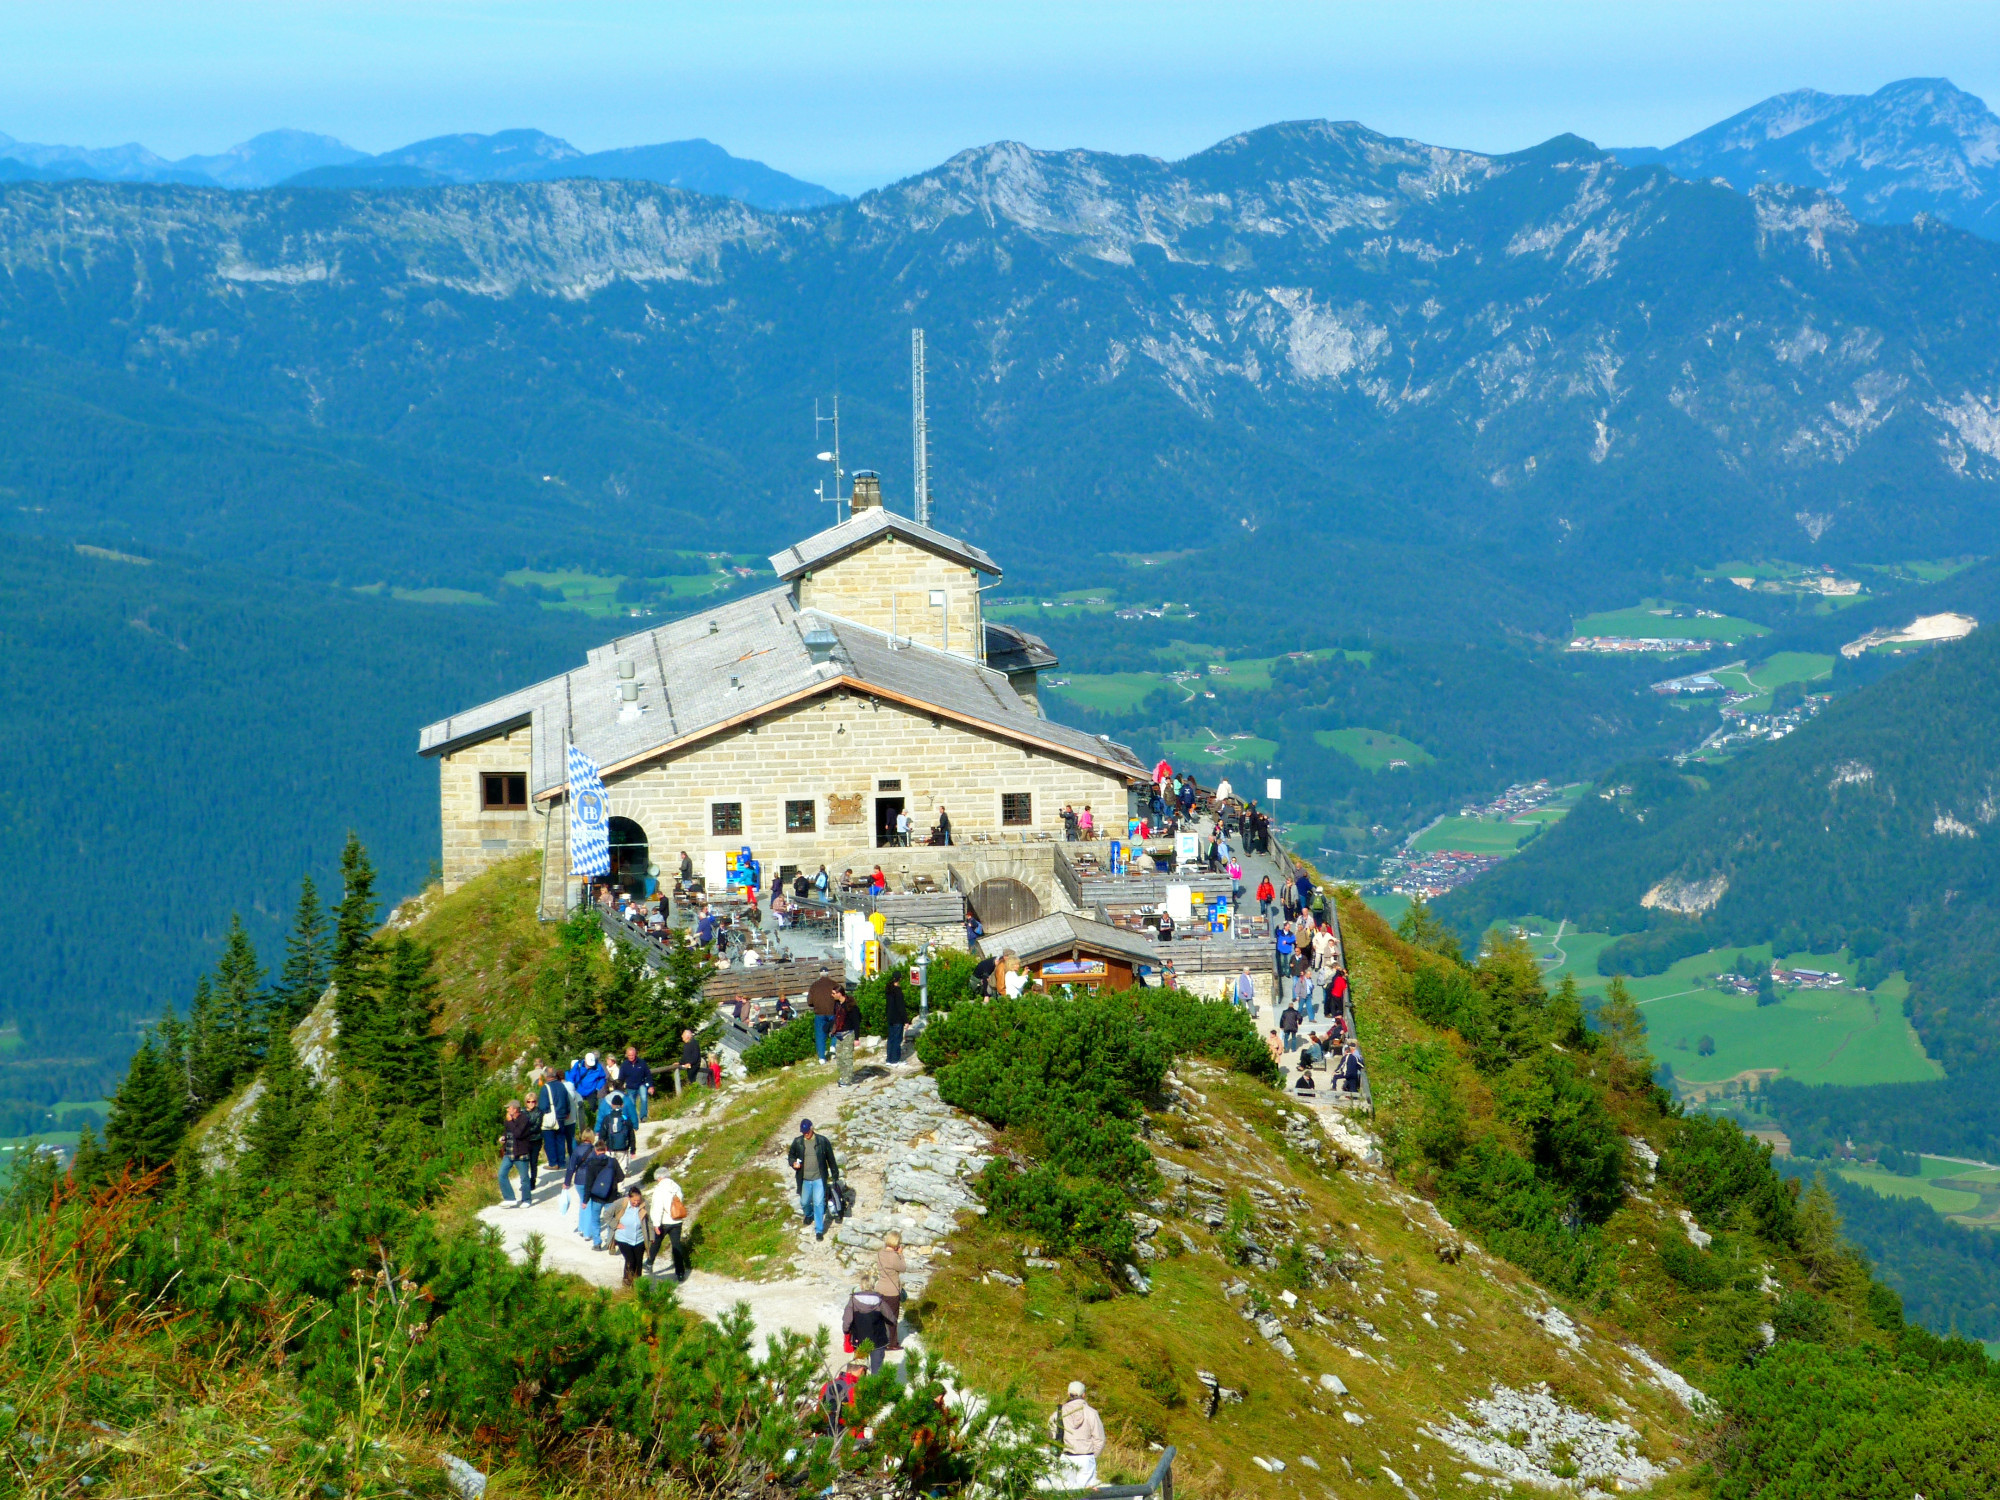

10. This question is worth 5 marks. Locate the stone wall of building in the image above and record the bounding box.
[797,537,986,660]
[523,691,1133,912]
[439,726,538,892]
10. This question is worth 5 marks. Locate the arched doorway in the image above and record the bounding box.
[607,817,651,895]
[969,876,1041,931]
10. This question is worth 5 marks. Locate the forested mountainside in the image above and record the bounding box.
[1615,78,2000,240]
[1438,619,2000,1080]
[0,537,607,1133]
[3,121,2000,604]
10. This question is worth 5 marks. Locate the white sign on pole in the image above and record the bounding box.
[1166,883,1193,923]
[1266,778,1282,801]
[1175,830,1200,868]
[703,850,727,892]
[843,911,872,975]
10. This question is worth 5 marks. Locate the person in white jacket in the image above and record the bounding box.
[1046,1381,1106,1488]
[647,1172,690,1281]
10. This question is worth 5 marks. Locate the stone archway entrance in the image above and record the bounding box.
[607,816,651,895]
[969,876,1041,930]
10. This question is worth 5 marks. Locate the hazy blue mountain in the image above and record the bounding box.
[1614,78,2000,238]
[174,128,364,189]
[0,130,209,185]
[282,128,841,207]
[4,122,2000,600]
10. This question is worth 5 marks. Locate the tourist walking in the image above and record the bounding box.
[833,989,863,1085]
[647,1168,691,1281]
[572,1051,608,1116]
[884,966,909,1065]
[936,805,952,845]
[1275,922,1296,979]
[1279,1000,1302,1052]
[843,1291,895,1373]
[598,1092,638,1171]
[875,1231,907,1349]
[498,1101,539,1206]
[1050,1382,1107,1488]
[1233,968,1256,1011]
[788,1118,840,1241]
[610,1188,653,1285]
[536,1066,571,1170]
[808,966,840,1061]
[622,1044,654,1121]
[1292,966,1317,1024]
[1256,874,1275,920]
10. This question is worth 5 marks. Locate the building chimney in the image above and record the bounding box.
[849,469,882,516]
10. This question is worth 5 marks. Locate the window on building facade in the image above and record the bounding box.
[877,778,902,791]
[712,802,743,836]
[482,772,528,809]
[1001,792,1033,826]
[785,799,816,833]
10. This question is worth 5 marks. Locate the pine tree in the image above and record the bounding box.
[245,1028,317,1179]
[332,833,381,1064]
[1797,1173,1856,1288]
[366,936,444,1125]
[534,906,606,1062]
[155,1000,195,1125]
[1396,896,1463,964]
[272,875,332,1032]
[185,975,228,1111]
[104,1039,187,1172]
[209,915,266,1078]
[1595,977,1654,1091]
[69,1124,108,1187]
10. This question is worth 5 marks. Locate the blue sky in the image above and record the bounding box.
[7,1,1999,194]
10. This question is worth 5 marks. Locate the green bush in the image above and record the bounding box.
[977,1161,1136,1265]
[1659,1237,1727,1292]
[1662,1113,1798,1246]
[1137,988,1282,1084]
[1708,1341,2000,1497]
[744,1016,818,1073]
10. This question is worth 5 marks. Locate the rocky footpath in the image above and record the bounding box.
[827,1071,992,1259]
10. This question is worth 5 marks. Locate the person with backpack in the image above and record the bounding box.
[611,1187,653,1286]
[648,1168,691,1281]
[1050,1382,1107,1488]
[833,990,863,1086]
[498,1101,539,1207]
[788,1118,840,1241]
[536,1066,571,1170]
[598,1093,638,1169]
[563,1136,610,1243]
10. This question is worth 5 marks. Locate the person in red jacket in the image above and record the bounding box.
[1255,874,1276,920]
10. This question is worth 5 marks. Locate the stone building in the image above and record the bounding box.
[420,479,1146,917]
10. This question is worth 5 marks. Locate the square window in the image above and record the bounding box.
[482,772,528,809]
[711,802,743,836]
[785,799,816,833]
[1001,792,1033,827]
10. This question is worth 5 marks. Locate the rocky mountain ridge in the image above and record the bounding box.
[3,118,1999,585]
[1615,77,2000,239]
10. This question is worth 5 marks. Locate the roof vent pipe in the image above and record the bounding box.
[803,628,839,664]
[620,680,639,702]
[849,469,882,516]
[618,660,636,680]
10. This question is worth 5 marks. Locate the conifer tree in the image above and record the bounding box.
[245,1028,317,1179]
[185,975,229,1111]
[155,1000,195,1124]
[272,875,332,1032]
[69,1124,108,1187]
[208,915,266,1078]
[1595,977,1654,1090]
[331,833,381,1063]
[366,936,444,1126]
[535,906,606,1062]
[1396,896,1464,963]
[104,1038,187,1172]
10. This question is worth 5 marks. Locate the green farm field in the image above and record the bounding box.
[503,563,731,615]
[1712,652,1835,710]
[1832,1165,1981,1216]
[1160,735,1279,766]
[1315,727,1434,769]
[1572,599,1768,642]
[1412,816,1548,855]
[1043,672,1162,714]
[986,587,1119,623]
[1507,922,1941,1089]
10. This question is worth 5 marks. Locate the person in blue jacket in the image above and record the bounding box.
[621,1044,655,1121]
[572,1051,608,1116]
[536,1066,571,1170]
[1275,924,1296,980]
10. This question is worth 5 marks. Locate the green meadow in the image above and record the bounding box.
[1506,922,1941,1090]
[986,587,1120,622]
[1413,816,1548,855]
[1043,673,1164,714]
[1833,1165,1981,1216]
[1711,652,1835,709]
[1571,599,1768,642]
[1160,735,1280,767]
[1315,727,1434,769]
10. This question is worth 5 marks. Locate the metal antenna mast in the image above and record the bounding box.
[910,329,931,528]
[813,395,844,526]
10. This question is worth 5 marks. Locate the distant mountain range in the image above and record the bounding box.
[0,126,840,210]
[1614,78,2000,239]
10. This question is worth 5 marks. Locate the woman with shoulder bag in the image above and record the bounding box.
[612,1188,653,1286]
[648,1170,691,1280]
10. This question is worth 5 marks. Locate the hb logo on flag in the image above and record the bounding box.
[566,743,611,878]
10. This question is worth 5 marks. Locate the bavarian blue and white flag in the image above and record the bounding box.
[566,743,611,878]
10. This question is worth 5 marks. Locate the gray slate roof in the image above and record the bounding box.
[978,910,1161,968]
[418,584,1142,795]
[768,508,1000,580]
[985,620,1059,676]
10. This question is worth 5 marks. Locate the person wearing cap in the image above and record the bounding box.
[1050,1381,1106,1487]
[787,1118,840,1240]
[572,1051,607,1115]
